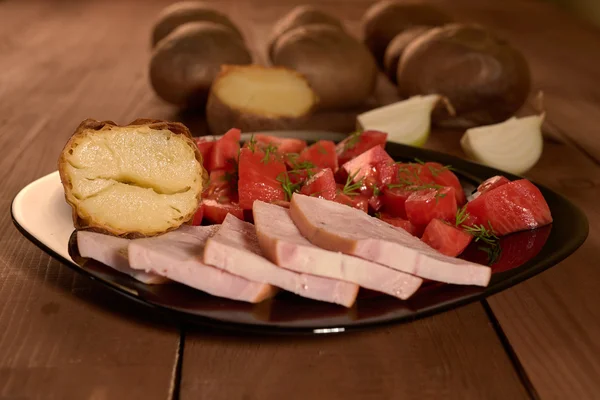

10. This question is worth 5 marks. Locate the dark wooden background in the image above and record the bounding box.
[1,0,599,399]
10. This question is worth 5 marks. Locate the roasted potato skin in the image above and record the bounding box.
[397,24,532,127]
[383,26,431,84]
[151,1,244,47]
[271,24,378,110]
[58,118,207,239]
[362,0,453,67]
[267,5,345,61]
[205,65,318,135]
[149,21,252,108]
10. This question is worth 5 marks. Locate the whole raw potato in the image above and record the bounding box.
[362,0,452,67]
[151,1,243,47]
[383,25,431,83]
[267,5,345,60]
[271,24,378,110]
[149,22,252,108]
[397,24,532,127]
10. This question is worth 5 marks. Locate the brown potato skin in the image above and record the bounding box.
[267,5,345,61]
[151,1,243,47]
[362,0,452,67]
[271,24,378,110]
[150,21,252,108]
[383,26,431,84]
[206,65,318,135]
[58,119,207,239]
[397,24,532,128]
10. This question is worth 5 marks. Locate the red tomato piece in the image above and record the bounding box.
[380,186,413,218]
[237,147,287,209]
[209,128,241,171]
[202,199,244,224]
[341,145,394,182]
[287,168,321,185]
[203,169,237,203]
[300,168,337,200]
[368,194,383,212]
[421,219,473,256]
[334,185,369,213]
[405,187,457,226]
[425,162,466,205]
[336,130,388,165]
[254,134,307,154]
[298,140,338,171]
[465,179,552,236]
[475,175,511,198]
[194,136,215,170]
[377,213,417,236]
[394,162,436,186]
[190,204,204,226]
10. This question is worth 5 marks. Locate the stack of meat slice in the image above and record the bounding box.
[76,193,492,307]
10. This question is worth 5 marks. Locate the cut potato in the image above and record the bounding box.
[357,94,448,147]
[150,21,252,108]
[59,119,207,238]
[271,24,377,110]
[267,5,345,60]
[206,65,318,135]
[460,114,545,175]
[151,1,244,47]
[362,0,452,67]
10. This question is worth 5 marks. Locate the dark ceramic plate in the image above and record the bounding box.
[12,131,588,335]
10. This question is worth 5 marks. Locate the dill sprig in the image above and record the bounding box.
[276,172,302,201]
[261,144,278,164]
[343,170,364,197]
[479,244,502,266]
[373,186,381,196]
[316,143,328,154]
[247,134,257,153]
[343,130,363,151]
[286,153,316,171]
[463,222,499,246]
[455,205,469,227]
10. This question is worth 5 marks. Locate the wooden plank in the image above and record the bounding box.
[0,1,181,398]
[181,303,529,400]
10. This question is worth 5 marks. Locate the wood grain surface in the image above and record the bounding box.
[0,0,598,399]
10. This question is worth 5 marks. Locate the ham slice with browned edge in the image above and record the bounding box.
[127,225,278,303]
[289,194,492,287]
[253,200,423,300]
[203,214,360,307]
[77,230,168,284]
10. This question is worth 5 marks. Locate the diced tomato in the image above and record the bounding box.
[368,194,383,212]
[465,179,552,236]
[380,186,413,218]
[208,128,241,171]
[424,162,466,205]
[336,130,388,165]
[202,199,244,224]
[377,213,418,236]
[375,160,398,186]
[300,168,337,200]
[287,168,321,185]
[334,185,369,213]
[194,136,216,170]
[421,219,473,256]
[341,145,394,182]
[190,204,204,226]
[405,187,457,226]
[203,169,237,203]
[475,175,511,198]
[394,162,436,186]
[237,147,286,209]
[254,134,307,154]
[298,140,338,171]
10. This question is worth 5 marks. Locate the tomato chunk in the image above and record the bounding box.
[300,168,337,200]
[405,187,457,226]
[341,145,394,182]
[425,162,466,205]
[465,179,552,236]
[194,136,215,170]
[473,175,511,199]
[254,134,307,154]
[203,169,237,202]
[209,128,241,171]
[334,185,369,213]
[238,147,286,209]
[422,219,473,256]
[298,140,338,171]
[394,162,436,186]
[377,213,417,236]
[202,199,244,224]
[190,204,204,226]
[380,186,412,218]
[336,130,388,165]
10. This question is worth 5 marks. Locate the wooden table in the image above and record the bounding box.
[1,0,599,398]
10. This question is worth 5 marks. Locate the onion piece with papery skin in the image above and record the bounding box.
[460,114,545,176]
[356,94,452,147]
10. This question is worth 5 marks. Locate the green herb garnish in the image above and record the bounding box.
[276,172,302,201]
[247,134,257,153]
[343,130,362,151]
[342,170,364,197]
[373,186,381,196]
[463,222,499,246]
[261,144,278,164]
[455,205,469,227]
[478,244,502,266]
[316,143,328,154]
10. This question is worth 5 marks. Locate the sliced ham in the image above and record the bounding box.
[289,194,492,287]
[203,214,360,307]
[253,201,422,300]
[76,230,168,285]
[127,225,278,303]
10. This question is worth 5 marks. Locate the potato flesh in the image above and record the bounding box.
[64,127,203,234]
[214,68,314,117]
